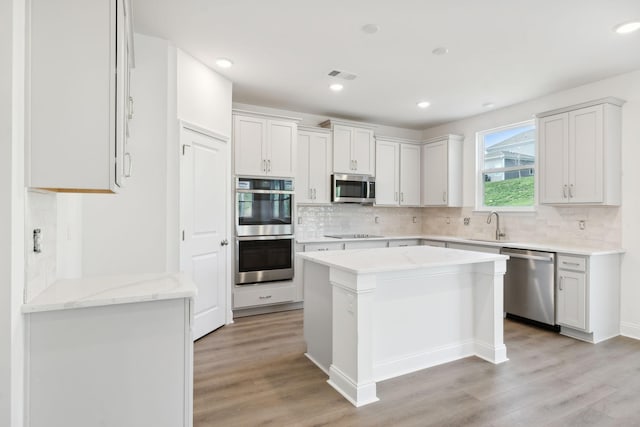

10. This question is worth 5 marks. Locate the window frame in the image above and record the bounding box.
[475,119,537,213]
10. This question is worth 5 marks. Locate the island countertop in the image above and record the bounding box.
[22,272,197,313]
[298,245,508,274]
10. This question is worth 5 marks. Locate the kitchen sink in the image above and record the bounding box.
[324,234,384,239]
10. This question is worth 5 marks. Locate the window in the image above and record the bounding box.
[476,120,536,211]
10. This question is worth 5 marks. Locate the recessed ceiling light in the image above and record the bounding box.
[329,83,344,92]
[432,47,449,56]
[613,21,640,34]
[482,102,495,108]
[215,58,233,68]
[361,24,380,34]
[417,101,431,109]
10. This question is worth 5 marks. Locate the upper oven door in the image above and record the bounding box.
[236,178,294,236]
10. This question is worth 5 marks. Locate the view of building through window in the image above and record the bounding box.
[477,121,536,209]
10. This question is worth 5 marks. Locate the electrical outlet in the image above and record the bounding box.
[297,217,303,224]
[375,216,380,224]
[33,228,42,253]
[579,220,586,230]
[445,217,451,224]
[464,217,471,226]
[412,216,417,223]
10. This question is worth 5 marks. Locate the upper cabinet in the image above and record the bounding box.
[421,135,463,207]
[320,120,375,175]
[297,127,332,204]
[27,0,134,193]
[375,137,421,206]
[233,111,299,178]
[537,98,624,206]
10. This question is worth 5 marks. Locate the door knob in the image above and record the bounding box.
[220,239,229,246]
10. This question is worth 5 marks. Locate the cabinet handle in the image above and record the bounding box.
[317,248,328,251]
[400,192,404,202]
[313,188,316,199]
[355,160,358,170]
[220,239,229,246]
[569,184,574,198]
[563,261,581,266]
[128,96,134,119]
[559,277,563,291]
[309,188,313,199]
[563,185,568,198]
[267,159,271,172]
[442,191,446,202]
[124,152,132,178]
[258,295,272,300]
[263,159,267,172]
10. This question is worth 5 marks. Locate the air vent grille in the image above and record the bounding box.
[328,70,357,80]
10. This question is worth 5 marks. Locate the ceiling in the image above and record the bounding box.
[133,0,640,130]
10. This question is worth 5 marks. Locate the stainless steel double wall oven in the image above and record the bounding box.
[235,177,295,285]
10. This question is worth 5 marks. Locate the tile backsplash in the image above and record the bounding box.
[297,204,621,249]
[25,190,58,301]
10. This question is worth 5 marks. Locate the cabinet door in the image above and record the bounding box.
[422,141,448,206]
[557,270,587,330]
[268,120,296,177]
[352,128,375,175]
[375,141,399,206]
[234,115,267,176]
[308,132,331,203]
[296,132,313,203]
[539,113,569,204]
[400,144,421,205]
[569,105,604,203]
[333,125,353,173]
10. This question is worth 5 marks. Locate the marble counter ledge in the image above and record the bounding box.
[22,272,197,313]
[298,245,508,275]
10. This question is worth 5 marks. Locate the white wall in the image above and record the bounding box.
[177,49,233,137]
[82,34,171,276]
[420,69,640,338]
[1,0,26,425]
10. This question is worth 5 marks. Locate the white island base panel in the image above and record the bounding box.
[302,248,508,407]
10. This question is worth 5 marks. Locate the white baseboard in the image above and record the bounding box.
[304,352,329,375]
[328,365,379,407]
[620,321,640,341]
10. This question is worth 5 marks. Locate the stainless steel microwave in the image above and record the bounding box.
[331,174,376,204]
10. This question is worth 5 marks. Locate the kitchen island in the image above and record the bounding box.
[299,245,509,407]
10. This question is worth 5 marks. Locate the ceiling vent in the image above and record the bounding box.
[328,70,357,81]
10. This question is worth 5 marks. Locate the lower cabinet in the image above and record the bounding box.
[389,239,420,247]
[233,281,297,309]
[446,242,501,254]
[26,299,193,427]
[555,253,620,343]
[421,239,447,248]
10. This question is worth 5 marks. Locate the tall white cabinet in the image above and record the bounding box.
[27,0,134,193]
[297,126,332,204]
[537,98,623,205]
[421,135,463,207]
[320,120,375,175]
[375,137,421,206]
[233,111,299,178]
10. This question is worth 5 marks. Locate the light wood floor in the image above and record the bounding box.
[194,309,640,426]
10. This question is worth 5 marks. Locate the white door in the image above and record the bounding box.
[180,126,229,340]
[268,119,296,177]
[233,115,267,176]
[400,144,421,206]
[538,113,569,204]
[333,125,354,173]
[569,105,604,203]
[353,128,374,174]
[422,141,447,206]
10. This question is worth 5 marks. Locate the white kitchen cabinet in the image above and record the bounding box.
[538,98,623,205]
[388,239,420,247]
[375,137,421,206]
[297,127,332,204]
[421,135,463,207]
[28,0,134,192]
[320,120,375,175]
[233,111,299,177]
[446,242,501,254]
[26,298,193,427]
[343,240,389,250]
[233,281,296,309]
[421,240,447,248]
[556,253,621,343]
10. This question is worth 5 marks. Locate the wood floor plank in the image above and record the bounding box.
[193,309,640,426]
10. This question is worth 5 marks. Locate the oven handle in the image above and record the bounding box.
[236,235,294,241]
[236,189,295,195]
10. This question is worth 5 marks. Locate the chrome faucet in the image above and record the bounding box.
[486,211,506,241]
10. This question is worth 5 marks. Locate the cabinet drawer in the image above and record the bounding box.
[388,239,420,247]
[344,240,389,250]
[558,255,586,272]
[233,283,295,309]
[304,242,344,252]
[421,240,447,248]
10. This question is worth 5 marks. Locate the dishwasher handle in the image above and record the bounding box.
[501,251,554,263]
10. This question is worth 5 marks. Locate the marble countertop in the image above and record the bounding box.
[23,272,197,313]
[296,234,624,256]
[298,245,508,274]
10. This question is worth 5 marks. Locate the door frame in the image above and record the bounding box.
[178,120,233,326]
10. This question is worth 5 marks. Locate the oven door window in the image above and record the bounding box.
[237,193,292,226]
[238,239,292,272]
[335,180,368,199]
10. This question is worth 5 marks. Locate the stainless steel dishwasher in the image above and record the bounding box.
[500,248,557,328]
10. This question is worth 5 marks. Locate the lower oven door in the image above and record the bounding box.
[235,236,294,285]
